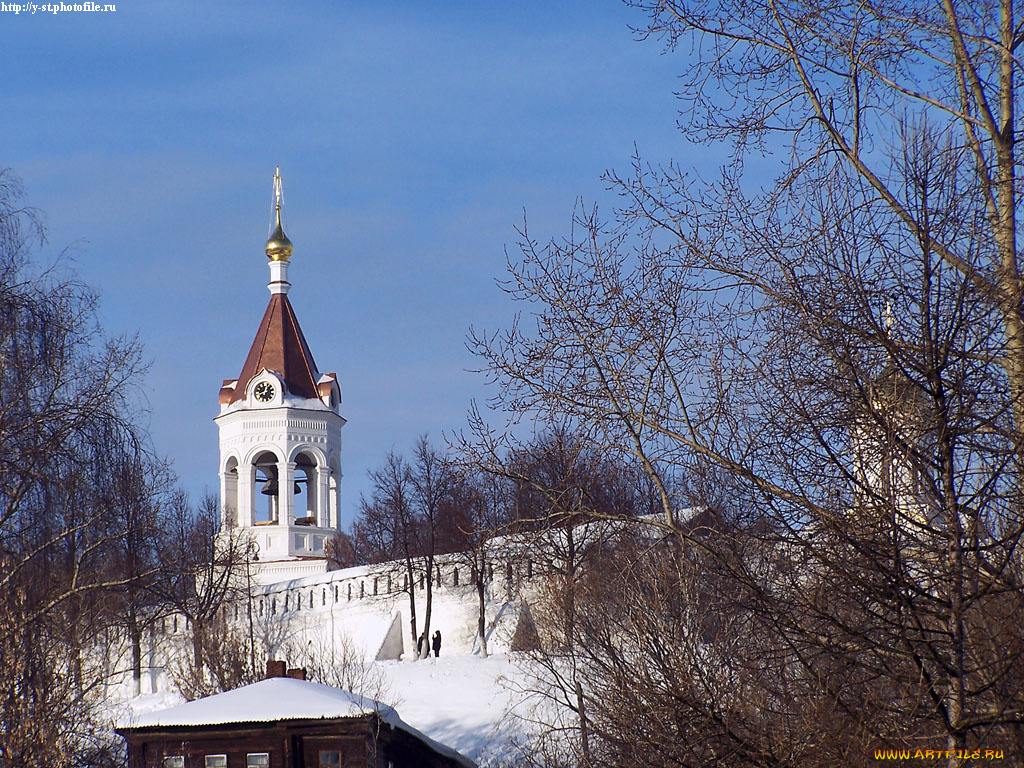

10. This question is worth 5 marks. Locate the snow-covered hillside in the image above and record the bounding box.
[377,654,530,766]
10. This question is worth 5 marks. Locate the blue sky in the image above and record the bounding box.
[6,0,699,527]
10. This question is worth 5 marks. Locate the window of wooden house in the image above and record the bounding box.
[318,751,341,768]
[246,753,270,767]
[163,758,184,768]
[205,756,227,768]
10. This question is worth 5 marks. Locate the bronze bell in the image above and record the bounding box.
[260,479,301,495]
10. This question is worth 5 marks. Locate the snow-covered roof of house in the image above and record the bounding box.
[121,678,382,728]
[118,677,475,767]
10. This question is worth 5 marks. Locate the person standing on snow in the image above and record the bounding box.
[432,630,442,658]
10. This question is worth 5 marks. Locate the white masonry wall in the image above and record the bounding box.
[101,546,546,705]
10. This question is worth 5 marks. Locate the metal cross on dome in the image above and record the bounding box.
[272,165,284,211]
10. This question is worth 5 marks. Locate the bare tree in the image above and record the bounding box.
[443,463,511,658]
[0,169,158,766]
[353,450,424,654]
[352,438,466,658]
[282,628,397,707]
[324,529,360,569]
[101,454,173,697]
[468,3,1024,759]
[516,519,793,768]
[621,0,1024,420]
[410,435,455,647]
[463,427,665,763]
[150,492,251,699]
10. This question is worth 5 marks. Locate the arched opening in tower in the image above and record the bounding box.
[252,451,280,524]
[294,452,317,526]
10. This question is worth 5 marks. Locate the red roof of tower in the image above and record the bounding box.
[229,293,320,403]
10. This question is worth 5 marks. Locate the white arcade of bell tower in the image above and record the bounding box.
[214,167,345,584]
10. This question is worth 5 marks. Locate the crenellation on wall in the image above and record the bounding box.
[97,519,636,712]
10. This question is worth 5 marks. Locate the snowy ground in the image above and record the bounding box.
[376,654,530,766]
[116,654,534,767]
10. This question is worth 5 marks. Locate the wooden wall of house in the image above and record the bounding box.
[120,716,469,768]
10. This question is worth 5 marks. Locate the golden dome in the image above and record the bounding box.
[265,206,293,261]
[265,165,293,261]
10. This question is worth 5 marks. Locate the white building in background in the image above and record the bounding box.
[114,170,539,703]
[214,167,345,584]
[211,168,532,655]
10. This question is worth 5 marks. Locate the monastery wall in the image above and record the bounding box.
[251,551,535,662]
[107,549,542,702]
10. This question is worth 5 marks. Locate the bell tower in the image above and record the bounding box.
[215,167,345,583]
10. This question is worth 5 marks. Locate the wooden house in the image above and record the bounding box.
[116,666,474,768]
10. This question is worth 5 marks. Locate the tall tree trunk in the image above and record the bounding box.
[477,549,488,658]
[423,555,434,648]
[994,0,1023,448]
[576,677,591,766]
[191,617,204,678]
[128,605,142,697]
[404,560,418,657]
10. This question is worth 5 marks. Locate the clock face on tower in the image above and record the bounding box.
[253,381,276,403]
